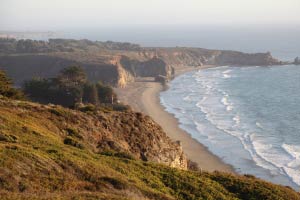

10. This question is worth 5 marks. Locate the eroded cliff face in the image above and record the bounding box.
[96,111,187,169]
[116,64,135,88]
[120,56,173,79]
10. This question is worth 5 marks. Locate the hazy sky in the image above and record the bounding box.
[1,0,300,30]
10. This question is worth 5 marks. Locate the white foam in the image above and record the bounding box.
[183,95,191,102]
[223,69,232,74]
[221,96,229,105]
[221,95,234,111]
[222,69,232,79]
[256,122,263,129]
[282,144,300,159]
[233,115,240,125]
[223,74,231,79]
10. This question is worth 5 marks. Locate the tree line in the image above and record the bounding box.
[0,66,119,109]
[23,66,118,107]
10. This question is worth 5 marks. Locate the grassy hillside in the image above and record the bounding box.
[0,97,299,200]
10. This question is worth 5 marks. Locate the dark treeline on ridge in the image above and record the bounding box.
[0,38,141,54]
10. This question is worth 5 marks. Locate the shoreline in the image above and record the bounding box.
[115,66,235,173]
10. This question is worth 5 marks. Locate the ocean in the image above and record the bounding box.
[160,65,300,189]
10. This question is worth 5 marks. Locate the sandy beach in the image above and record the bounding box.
[115,66,234,173]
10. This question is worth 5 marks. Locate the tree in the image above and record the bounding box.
[0,70,24,100]
[58,66,87,88]
[96,82,117,104]
[83,83,99,105]
[55,66,87,105]
[23,78,51,102]
[22,66,91,107]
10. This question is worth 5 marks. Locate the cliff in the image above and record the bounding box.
[120,56,174,79]
[0,39,285,87]
[0,97,299,199]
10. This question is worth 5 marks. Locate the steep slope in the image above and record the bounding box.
[0,97,299,200]
[0,97,187,169]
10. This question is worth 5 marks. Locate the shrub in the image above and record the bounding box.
[187,160,199,171]
[112,104,130,111]
[100,177,128,190]
[100,150,135,160]
[0,133,17,143]
[78,104,97,113]
[63,137,84,149]
[65,128,82,139]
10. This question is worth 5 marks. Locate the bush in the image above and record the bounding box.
[112,104,130,111]
[100,177,128,190]
[65,128,82,139]
[187,160,199,171]
[63,137,84,149]
[78,104,97,113]
[0,133,17,143]
[100,150,135,160]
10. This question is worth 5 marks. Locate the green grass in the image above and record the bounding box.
[0,98,299,200]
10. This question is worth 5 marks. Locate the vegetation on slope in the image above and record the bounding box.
[0,98,299,200]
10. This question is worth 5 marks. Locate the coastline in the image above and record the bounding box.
[115,65,235,173]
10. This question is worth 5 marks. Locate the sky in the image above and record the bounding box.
[0,0,300,31]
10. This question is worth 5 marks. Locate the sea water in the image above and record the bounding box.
[160,65,300,189]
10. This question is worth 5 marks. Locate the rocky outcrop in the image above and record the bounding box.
[96,111,187,169]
